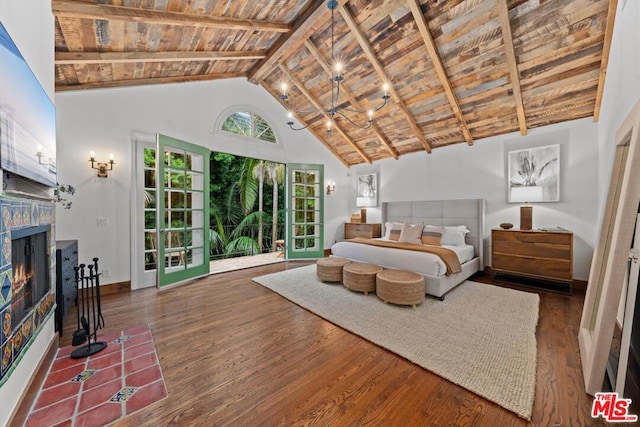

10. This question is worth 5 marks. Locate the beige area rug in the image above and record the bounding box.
[253,264,539,420]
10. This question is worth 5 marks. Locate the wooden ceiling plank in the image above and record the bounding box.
[520,52,602,87]
[518,33,605,72]
[54,72,245,91]
[303,39,399,159]
[261,82,351,168]
[496,0,527,136]
[279,64,372,164]
[339,4,432,153]
[409,0,473,145]
[52,0,291,33]
[55,50,267,65]
[248,0,327,84]
[593,0,618,122]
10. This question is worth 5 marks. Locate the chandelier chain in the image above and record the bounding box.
[282,0,390,133]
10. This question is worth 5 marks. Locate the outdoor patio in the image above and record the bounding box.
[209,251,284,275]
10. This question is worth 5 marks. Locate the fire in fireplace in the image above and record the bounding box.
[11,225,51,331]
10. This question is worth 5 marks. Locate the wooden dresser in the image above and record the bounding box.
[491,228,573,291]
[345,223,381,239]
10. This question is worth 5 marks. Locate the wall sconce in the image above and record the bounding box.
[89,151,115,178]
[326,181,336,195]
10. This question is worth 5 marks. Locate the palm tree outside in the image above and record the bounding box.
[208,153,285,260]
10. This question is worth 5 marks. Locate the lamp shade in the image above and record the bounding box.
[356,197,375,207]
[510,186,543,203]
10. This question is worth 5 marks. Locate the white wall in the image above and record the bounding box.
[597,1,640,209]
[55,78,349,286]
[0,1,55,425]
[351,117,600,280]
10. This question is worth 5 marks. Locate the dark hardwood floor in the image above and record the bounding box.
[54,262,604,426]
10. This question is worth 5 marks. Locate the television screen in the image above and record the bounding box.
[0,21,56,187]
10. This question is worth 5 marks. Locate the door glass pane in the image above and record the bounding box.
[306,186,316,197]
[144,210,155,229]
[144,169,156,188]
[144,148,156,168]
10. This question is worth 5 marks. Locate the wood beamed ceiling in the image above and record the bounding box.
[54,0,618,166]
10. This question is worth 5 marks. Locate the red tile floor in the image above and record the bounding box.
[25,325,167,427]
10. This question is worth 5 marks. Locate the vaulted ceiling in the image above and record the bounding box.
[54,0,617,167]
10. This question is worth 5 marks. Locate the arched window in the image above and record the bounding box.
[221,111,277,143]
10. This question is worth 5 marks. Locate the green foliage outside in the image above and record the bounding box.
[143,147,285,265]
[209,153,285,259]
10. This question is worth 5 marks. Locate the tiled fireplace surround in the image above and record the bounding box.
[0,194,56,386]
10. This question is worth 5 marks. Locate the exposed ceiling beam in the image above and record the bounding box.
[593,0,618,122]
[261,82,351,168]
[55,50,268,65]
[55,72,245,92]
[303,40,399,159]
[340,4,432,154]
[409,0,474,145]
[248,0,328,84]
[279,65,372,164]
[51,0,291,33]
[496,0,527,135]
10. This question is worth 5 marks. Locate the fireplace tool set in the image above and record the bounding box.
[70,257,107,359]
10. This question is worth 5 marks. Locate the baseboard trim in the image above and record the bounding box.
[9,334,58,427]
[100,280,131,295]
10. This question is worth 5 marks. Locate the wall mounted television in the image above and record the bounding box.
[0,21,56,187]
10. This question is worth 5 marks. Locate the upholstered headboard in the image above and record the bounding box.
[381,199,485,267]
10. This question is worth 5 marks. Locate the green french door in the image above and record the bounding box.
[287,164,324,259]
[157,134,210,288]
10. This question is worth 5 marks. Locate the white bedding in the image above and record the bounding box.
[330,240,475,277]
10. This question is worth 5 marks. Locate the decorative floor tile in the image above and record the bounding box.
[113,334,132,344]
[109,386,138,402]
[25,324,167,427]
[70,370,97,383]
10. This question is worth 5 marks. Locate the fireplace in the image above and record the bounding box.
[0,198,55,386]
[10,225,51,332]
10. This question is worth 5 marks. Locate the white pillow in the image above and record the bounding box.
[399,223,424,244]
[383,222,405,240]
[441,225,470,246]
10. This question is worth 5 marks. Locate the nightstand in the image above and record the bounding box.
[344,223,382,239]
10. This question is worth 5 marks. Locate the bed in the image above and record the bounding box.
[331,199,485,299]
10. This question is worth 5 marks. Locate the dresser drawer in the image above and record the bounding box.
[492,254,573,281]
[492,238,571,261]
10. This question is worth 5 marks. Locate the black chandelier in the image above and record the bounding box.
[280,0,390,134]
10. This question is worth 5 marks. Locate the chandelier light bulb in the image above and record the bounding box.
[281,82,287,92]
[334,62,342,73]
[288,111,293,119]
[89,150,96,159]
[383,83,389,92]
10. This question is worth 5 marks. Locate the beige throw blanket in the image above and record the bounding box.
[347,237,462,276]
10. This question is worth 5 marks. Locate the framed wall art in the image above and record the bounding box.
[356,173,377,207]
[508,144,560,203]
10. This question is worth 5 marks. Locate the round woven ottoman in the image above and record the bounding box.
[343,262,383,295]
[376,269,425,308]
[316,257,350,283]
